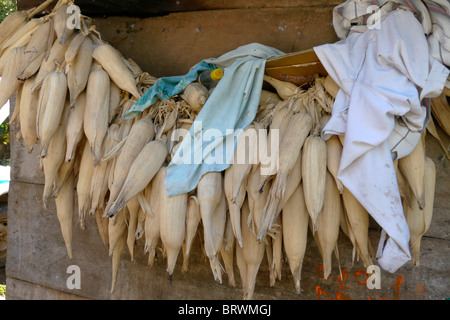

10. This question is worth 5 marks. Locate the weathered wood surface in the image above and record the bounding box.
[18,0,343,17]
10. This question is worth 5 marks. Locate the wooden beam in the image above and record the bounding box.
[18,0,341,17]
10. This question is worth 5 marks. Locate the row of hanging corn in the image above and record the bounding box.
[0,0,448,300]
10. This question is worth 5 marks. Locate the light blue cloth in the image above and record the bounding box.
[164,43,284,196]
[123,61,217,119]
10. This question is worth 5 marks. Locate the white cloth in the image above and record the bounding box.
[332,0,450,72]
[314,9,449,273]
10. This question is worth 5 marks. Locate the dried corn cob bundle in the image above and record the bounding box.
[0,46,25,109]
[258,112,312,241]
[282,182,309,294]
[37,65,68,158]
[107,136,168,217]
[144,167,165,267]
[325,135,344,193]
[19,77,39,153]
[32,32,71,92]
[55,170,75,259]
[17,19,54,80]
[220,215,236,287]
[52,3,75,45]
[65,92,86,162]
[104,116,155,217]
[0,17,43,58]
[159,167,188,276]
[182,195,201,272]
[239,198,265,300]
[313,171,342,279]
[263,75,301,100]
[404,157,436,266]
[302,127,327,232]
[84,63,110,165]
[247,164,272,237]
[41,103,69,208]
[91,39,141,99]
[398,138,426,210]
[76,140,95,229]
[341,187,373,268]
[66,36,93,105]
[197,171,224,282]
[259,143,302,241]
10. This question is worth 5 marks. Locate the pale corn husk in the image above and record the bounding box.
[55,170,75,259]
[0,10,30,49]
[247,164,272,238]
[197,171,224,281]
[404,157,436,267]
[282,182,309,294]
[67,36,93,105]
[64,32,87,65]
[302,132,327,232]
[341,187,373,268]
[182,195,201,272]
[259,89,281,107]
[258,105,296,190]
[104,116,155,217]
[323,75,339,99]
[37,67,68,157]
[263,75,300,100]
[224,164,248,248]
[52,4,75,45]
[208,191,227,283]
[110,216,127,294]
[0,46,25,109]
[325,134,344,193]
[95,204,109,248]
[0,17,43,57]
[220,215,236,286]
[240,198,265,300]
[180,82,209,112]
[125,195,140,260]
[32,34,70,92]
[313,171,342,279]
[109,81,122,124]
[17,20,54,80]
[398,138,426,210]
[269,215,283,285]
[108,208,128,256]
[431,92,450,136]
[52,145,78,198]
[91,41,141,99]
[260,151,302,240]
[159,167,187,276]
[19,77,39,153]
[107,137,168,217]
[41,102,69,209]
[144,167,165,267]
[84,64,110,165]
[89,124,120,212]
[76,140,95,229]
[65,92,86,162]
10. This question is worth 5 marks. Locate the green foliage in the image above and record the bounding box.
[0,0,17,22]
[0,118,9,166]
[0,284,5,298]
